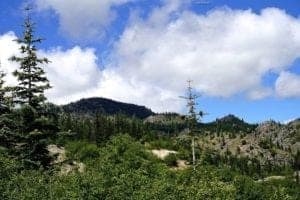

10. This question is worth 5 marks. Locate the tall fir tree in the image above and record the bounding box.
[5,7,55,169]
[10,8,51,109]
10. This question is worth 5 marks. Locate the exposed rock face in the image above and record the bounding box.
[60,161,85,175]
[47,144,85,175]
[256,120,299,154]
[197,119,300,167]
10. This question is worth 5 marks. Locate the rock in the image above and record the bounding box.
[151,149,177,159]
[60,161,86,175]
[47,144,66,164]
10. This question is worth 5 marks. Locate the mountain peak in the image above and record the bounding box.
[217,114,244,123]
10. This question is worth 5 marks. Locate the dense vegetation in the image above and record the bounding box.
[1,133,299,199]
[1,103,300,199]
[0,7,299,200]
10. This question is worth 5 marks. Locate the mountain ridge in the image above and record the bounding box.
[62,97,154,119]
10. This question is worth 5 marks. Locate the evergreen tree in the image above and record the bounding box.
[4,8,55,169]
[10,8,51,109]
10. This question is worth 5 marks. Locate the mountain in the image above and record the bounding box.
[62,97,154,119]
[196,119,300,167]
[145,113,299,166]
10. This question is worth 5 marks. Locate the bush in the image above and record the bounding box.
[164,153,178,167]
[66,141,100,161]
[148,138,178,150]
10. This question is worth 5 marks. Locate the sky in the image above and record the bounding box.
[0,0,300,123]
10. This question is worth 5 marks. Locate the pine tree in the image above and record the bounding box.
[10,7,51,109]
[5,7,54,169]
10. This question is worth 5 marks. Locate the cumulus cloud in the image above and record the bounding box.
[41,47,101,104]
[0,32,20,85]
[275,71,300,98]
[35,0,136,40]
[96,69,184,112]
[111,5,300,102]
[247,87,273,100]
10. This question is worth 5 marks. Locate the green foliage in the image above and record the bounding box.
[58,112,150,144]
[0,104,59,170]
[148,138,179,150]
[164,153,178,167]
[0,134,299,199]
[10,11,51,108]
[66,141,100,161]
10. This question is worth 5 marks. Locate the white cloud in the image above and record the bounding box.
[35,0,136,40]
[247,87,273,100]
[275,71,300,98]
[41,47,101,104]
[111,5,300,103]
[96,69,184,112]
[0,32,20,86]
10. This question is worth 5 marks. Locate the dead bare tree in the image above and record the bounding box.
[180,80,206,170]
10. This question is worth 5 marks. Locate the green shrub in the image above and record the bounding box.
[66,141,100,161]
[164,153,178,167]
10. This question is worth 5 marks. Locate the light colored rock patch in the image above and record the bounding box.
[256,176,286,182]
[60,161,86,175]
[47,144,66,164]
[173,160,189,170]
[151,149,177,159]
[48,144,85,175]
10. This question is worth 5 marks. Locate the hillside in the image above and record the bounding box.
[62,97,154,119]
[145,113,300,168]
[1,103,300,199]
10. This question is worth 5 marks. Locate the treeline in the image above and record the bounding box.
[59,113,152,143]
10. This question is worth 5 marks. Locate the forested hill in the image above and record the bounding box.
[200,114,258,133]
[62,97,154,119]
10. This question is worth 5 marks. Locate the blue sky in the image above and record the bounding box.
[0,0,300,123]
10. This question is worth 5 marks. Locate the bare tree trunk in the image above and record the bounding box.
[192,136,196,170]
